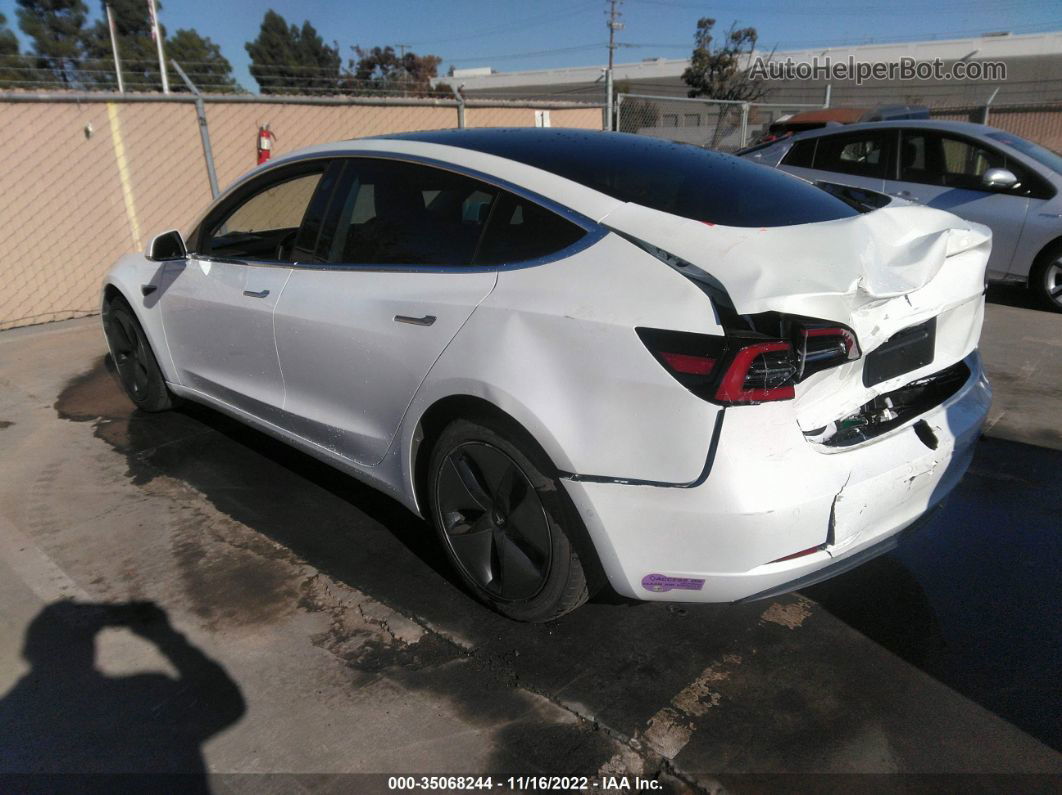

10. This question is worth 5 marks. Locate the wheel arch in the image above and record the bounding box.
[101,282,126,309]
[99,265,181,384]
[409,393,563,519]
[407,391,610,599]
[1032,234,1062,273]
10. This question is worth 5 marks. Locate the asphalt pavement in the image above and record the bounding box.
[0,292,1059,792]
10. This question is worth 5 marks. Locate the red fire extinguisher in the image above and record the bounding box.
[256,123,276,165]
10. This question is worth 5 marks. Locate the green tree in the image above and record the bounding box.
[81,0,166,91]
[1,12,29,88]
[347,45,441,95]
[15,0,88,86]
[166,28,238,92]
[682,18,771,148]
[613,79,659,133]
[682,17,769,102]
[245,10,339,95]
[0,12,19,56]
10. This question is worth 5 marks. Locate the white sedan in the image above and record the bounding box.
[101,129,992,621]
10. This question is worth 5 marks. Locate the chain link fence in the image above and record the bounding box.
[616,94,825,151]
[0,93,603,330]
[928,102,1062,153]
[617,91,1062,155]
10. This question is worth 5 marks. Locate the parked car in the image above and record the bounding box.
[749,105,929,146]
[101,129,992,621]
[740,119,1062,310]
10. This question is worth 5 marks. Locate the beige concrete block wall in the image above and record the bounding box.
[465,105,603,129]
[931,105,1062,151]
[0,101,207,329]
[0,97,602,330]
[206,102,461,191]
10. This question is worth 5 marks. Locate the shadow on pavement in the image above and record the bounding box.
[806,436,1062,752]
[0,600,245,787]
[52,356,1062,765]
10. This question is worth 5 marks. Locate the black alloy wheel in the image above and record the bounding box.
[427,417,591,621]
[435,441,552,601]
[103,299,174,412]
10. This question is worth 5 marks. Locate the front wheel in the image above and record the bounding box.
[1031,243,1062,312]
[102,298,175,412]
[427,417,590,622]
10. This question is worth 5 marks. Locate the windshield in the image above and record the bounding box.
[986,131,1062,175]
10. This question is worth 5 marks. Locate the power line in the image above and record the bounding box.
[446,43,606,64]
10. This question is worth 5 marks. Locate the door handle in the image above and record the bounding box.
[243,289,270,298]
[394,314,436,326]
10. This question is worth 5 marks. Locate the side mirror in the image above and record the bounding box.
[147,229,186,261]
[981,167,1018,191]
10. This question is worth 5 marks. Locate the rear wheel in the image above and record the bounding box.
[103,297,175,412]
[1031,243,1062,312]
[427,417,590,622]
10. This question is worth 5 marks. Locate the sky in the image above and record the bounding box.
[2,0,1060,91]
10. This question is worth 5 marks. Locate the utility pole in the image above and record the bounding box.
[395,43,412,57]
[105,4,125,93]
[605,0,623,131]
[147,0,169,94]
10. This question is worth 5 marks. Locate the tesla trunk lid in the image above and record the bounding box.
[602,203,991,431]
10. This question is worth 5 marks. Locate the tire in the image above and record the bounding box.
[427,416,590,622]
[1030,242,1062,312]
[102,297,175,412]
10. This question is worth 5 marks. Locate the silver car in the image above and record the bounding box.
[740,119,1062,311]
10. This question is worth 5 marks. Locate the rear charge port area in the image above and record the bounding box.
[806,360,971,448]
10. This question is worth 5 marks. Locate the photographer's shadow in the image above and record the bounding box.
[0,600,245,782]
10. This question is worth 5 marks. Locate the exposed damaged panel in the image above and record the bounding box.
[805,360,971,448]
[602,201,990,430]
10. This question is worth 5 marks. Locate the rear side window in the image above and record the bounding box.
[321,160,497,266]
[204,169,323,261]
[781,138,816,168]
[814,131,889,178]
[475,194,585,265]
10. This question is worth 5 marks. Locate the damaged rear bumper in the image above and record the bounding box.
[562,351,991,603]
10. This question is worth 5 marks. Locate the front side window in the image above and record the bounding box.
[899,131,1006,190]
[203,169,324,261]
[900,131,1055,198]
[986,131,1062,175]
[899,131,1055,198]
[814,131,889,178]
[940,135,1004,188]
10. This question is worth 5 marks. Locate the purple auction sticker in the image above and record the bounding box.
[641,573,705,593]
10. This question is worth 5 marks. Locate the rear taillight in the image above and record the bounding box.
[638,316,860,407]
[659,351,717,375]
[715,341,797,403]
[798,326,860,379]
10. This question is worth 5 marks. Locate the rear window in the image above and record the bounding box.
[387,129,859,228]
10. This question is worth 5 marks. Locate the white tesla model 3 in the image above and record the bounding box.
[101,129,992,621]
